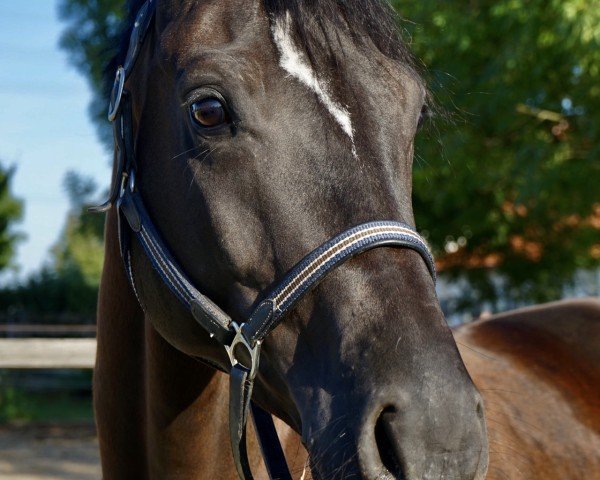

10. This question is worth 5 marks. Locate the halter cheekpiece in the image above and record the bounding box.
[93,1,436,478]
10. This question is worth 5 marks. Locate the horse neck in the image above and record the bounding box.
[144,318,308,478]
[143,321,240,477]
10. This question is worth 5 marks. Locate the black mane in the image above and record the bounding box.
[105,0,420,95]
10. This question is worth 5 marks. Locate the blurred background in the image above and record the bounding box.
[0,0,598,478]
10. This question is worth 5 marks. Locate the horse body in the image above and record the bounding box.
[456,298,600,479]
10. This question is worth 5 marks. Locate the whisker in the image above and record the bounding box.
[483,402,544,434]
[455,340,498,361]
[171,145,203,160]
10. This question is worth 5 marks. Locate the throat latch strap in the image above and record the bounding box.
[119,187,234,345]
[118,186,436,480]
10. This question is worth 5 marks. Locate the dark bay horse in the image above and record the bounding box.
[94,0,598,478]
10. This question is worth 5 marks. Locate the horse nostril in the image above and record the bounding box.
[476,396,485,419]
[374,406,405,478]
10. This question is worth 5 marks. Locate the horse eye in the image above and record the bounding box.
[189,98,229,128]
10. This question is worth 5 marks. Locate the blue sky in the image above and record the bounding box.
[0,1,111,280]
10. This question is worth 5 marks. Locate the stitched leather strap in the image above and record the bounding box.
[242,221,436,345]
[118,189,436,480]
[230,371,293,480]
[251,404,292,480]
[120,188,235,345]
[230,364,256,480]
[123,0,155,75]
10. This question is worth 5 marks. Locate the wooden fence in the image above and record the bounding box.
[0,325,96,369]
[0,338,96,369]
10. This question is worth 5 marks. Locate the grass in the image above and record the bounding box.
[0,388,94,424]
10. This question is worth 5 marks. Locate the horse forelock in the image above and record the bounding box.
[106,0,423,97]
[263,0,418,68]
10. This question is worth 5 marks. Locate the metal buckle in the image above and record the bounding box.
[225,322,261,380]
[118,172,129,199]
[107,66,125,122]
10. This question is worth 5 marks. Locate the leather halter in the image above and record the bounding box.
[94,1,437,478]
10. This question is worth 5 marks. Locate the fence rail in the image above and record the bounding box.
[0,324,96,336]
[0,338,96,369]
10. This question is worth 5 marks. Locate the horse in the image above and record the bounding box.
[454,298,600,479]
[93,0,599,478]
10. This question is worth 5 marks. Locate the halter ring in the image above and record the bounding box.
[225,322,261,380]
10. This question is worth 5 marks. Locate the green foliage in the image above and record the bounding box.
[0,385,29,423]
[57,0,600,306]
[58,0,126,146]
[394,0,600,303]
[0,266,99,316]
[53,172,105,290]
[0,164,23,271]
[0,172,104,316]
[0,381,93,424]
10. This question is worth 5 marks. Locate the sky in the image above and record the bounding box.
[0,1,111,280]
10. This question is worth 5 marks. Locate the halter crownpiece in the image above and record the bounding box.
[93,1,437,479]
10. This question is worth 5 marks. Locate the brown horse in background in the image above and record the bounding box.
[456,298,600,478]
[94,0,600,478]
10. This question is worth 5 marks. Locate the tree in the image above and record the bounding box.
[58,0,125,146]
[0,163,23,271]
[58,0,600,307]
[51,171,105,307]
[392,0,600,304]
[0,172,103,317]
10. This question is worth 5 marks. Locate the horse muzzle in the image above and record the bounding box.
[303,384,488,480]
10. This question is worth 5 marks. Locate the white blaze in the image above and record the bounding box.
[272,13,357,157]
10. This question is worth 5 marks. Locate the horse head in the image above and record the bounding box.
[113,0,488,477]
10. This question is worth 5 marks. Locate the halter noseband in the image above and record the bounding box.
[94,2,436,478]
